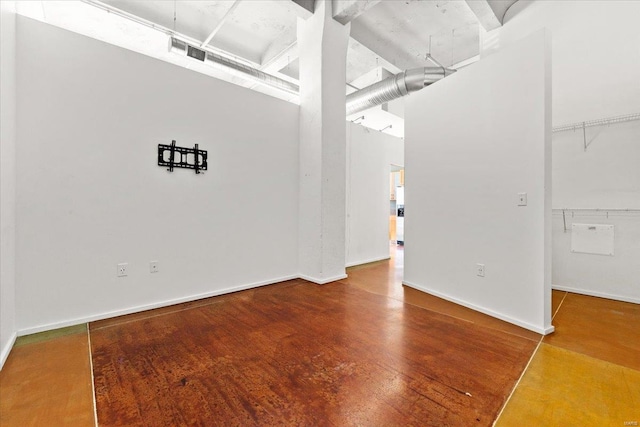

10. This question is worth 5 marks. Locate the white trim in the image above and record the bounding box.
[552,284,640,304]
[346,256,390,268]
[17,274,299,336]
[298,274,348,285]
[403,281,555,335]
[0,332,17,370]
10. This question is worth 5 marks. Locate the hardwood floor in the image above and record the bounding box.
[343,245,541,342]
[90,279,536,426]
[1,244,638,426]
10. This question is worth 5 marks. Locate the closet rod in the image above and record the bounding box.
[553,112,640,133]
[552,208,640,212]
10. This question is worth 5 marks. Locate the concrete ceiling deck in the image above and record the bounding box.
[99,0,516,80]
[87,0,520,135]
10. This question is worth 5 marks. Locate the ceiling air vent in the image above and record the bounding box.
[187,45,206,62]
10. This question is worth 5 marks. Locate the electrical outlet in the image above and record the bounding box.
[517,192,528,206]
[150,261,159,273]
[476,263,485,277]
[117,263,128,277]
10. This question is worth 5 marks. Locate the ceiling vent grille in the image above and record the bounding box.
[186,45,206,62]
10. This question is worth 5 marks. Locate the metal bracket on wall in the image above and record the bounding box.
[158,140,208,174]
[552,112,640,152]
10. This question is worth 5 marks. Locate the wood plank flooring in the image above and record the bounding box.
[89,280,537,426]
[2,243,638,426]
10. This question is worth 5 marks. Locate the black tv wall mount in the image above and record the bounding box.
[158,140,207,174]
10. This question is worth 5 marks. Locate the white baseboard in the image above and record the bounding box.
[299,274,348,285]
[552,284,640,304]
[403,281,555,335]
[17,274,299,336]
[346,256,390,268]
[0,332,17,371]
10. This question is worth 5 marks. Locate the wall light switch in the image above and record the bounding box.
[518,192,528,206]
[117,263,128,277]
[150,261,159,273]
[476,263,485,277]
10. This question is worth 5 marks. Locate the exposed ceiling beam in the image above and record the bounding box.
[260,35,404,82]
[260,26,298,73]
[464,0,502,31]
[349,20,424,71]
[346,37,402,84]
[201,0,243,48]
[291,0,315,18]
[332,0,381,25]
[260,41,299,74]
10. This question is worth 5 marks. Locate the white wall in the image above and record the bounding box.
[487,1,640,124]
[552,212,640,304]
[345,122,403,267]
[491,1,640,302]
[552,121,639,303]
[553,122,640,209]
[404,30,553,334]
[0,0,17,369]
[16,18,300,334]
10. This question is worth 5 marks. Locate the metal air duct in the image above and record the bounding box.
[169,37,300,95]
[170,37,454,113]
[346,67,456,116]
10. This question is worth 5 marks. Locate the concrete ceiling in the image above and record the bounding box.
[351,0,481,70]
[101,0,303,65]
[99,0,517,81]
[87,0,519,136]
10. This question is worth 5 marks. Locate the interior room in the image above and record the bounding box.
[1,1,638,425]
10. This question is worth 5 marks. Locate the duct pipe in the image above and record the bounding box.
[169,38,299,95]
[346,67,455,116]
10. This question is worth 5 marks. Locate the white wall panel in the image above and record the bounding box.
[0,0,17,369]
[15,18,300,334]
[404,29,552,334]
[489,1,640,302]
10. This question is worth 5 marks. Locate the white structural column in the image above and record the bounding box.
[297,0,350,284]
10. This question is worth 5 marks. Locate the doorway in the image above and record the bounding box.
[389,165,404,246]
